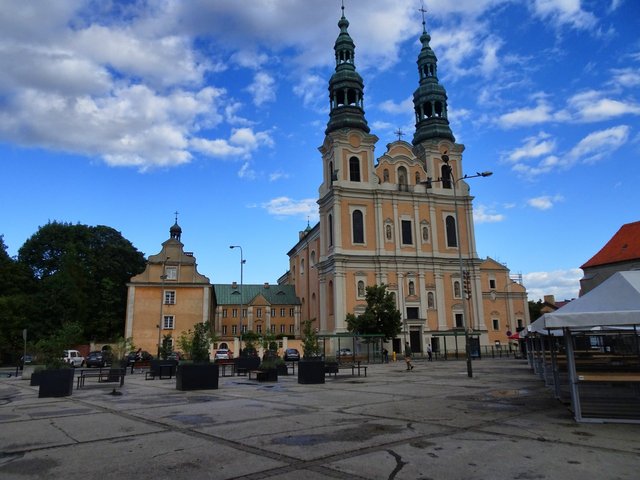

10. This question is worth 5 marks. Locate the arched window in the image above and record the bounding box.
[357,280,365,297]
[446,215,457,247]
[329,161,334,183]
[398,166,407,186]
[300,258,305,275]
[441,164,452,189]
[349,156,361,182]
[408,281,415,296]
[328,214,333,246]
[352,210,364,244]
[427,292,435,309]
[454,281,461,298]
[310,251,316,266]
[383,169,389,182]
[415,172,420,184]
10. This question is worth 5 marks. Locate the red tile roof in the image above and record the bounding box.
[581,221,640,269]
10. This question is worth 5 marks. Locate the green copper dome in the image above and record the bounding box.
[412,25,454,145]
[325,9,369,135]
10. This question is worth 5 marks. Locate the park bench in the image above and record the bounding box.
[325,362,339,377]
[77,368,125,389]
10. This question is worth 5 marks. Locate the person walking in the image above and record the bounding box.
[427,344,433,362]
[404,342,414,371]
[382,348,389,363]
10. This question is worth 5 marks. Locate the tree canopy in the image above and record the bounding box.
[346,284,402,341]
[0,222,146,363]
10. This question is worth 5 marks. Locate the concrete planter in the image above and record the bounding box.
[298,360,325,384]
[38,369,75,398]
[176,363,219,391]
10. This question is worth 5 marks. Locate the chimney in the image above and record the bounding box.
[232,281,237,289]
[544,295,556,305]
[264,282,270,288]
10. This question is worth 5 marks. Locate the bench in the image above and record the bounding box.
[577,372,640,382]
[77,368,125,389]
[248,370,266,381]
[217,362,235,377]
[325,362,339,377]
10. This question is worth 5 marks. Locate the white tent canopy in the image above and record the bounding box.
[532,271,640,331]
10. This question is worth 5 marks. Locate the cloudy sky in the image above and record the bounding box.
[1,0,638,302]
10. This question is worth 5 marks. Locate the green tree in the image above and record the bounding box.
[346,284,401,341]
[301,319,321,359]
[528,299,544,322]
[17,222,146,342]
[0,236,37,364]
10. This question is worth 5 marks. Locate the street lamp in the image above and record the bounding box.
[442,154,492,377]
[229,245,245,352]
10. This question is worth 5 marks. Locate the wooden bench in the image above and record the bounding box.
[325,362,339,377]
[77,368,125,389]
[577,372,640,382]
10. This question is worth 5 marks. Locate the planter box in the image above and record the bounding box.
[176,363,219,391]
[150,360,178,378]
[259,368,278,382]
[298,360,326,384]
[38,369,75,398]
[276,364,288,376]
[234,356,260,375]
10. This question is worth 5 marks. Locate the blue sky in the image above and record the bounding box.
[1,0,638,302]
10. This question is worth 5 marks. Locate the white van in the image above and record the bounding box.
[62,350,85,367]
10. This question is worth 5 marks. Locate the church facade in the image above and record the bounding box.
[282,10,529,355]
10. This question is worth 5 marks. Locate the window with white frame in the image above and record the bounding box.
[241,325,247,333]
[280,308,286,317]
[257,308,262,318]
[222,309,227,318]
[164,290,176,305]
[232,325,237,334]
[271,308,276,317]
[232,308,238,318]
[454,280,461,298]
[289,324,295,334]
[257,325,262,333]
[401,220,413,245]
[271,325,276,333]
[352,209,364,244]
[357,280,365,297]
[165,266,177,280]
[489,278,496,289]
[222,325,227,335]
[280,324,285,333]
[289,308,294,317]
[163,315,175,329]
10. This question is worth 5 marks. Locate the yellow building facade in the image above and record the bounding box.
[283,11,529,356]
[125,221,213,356]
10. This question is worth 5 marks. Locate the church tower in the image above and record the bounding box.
[286,7,529,356]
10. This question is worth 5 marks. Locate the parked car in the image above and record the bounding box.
[214,349,233,360]
[283,348,300,361]
[167,351,182,361]
[85,351,111,368]
[62,349,85,367]
[337,348,353,357]
[126,350,154,364]
[19,354,34,369]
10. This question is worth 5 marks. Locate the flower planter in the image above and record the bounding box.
[150,359,178,379]
[176,363,219,391]
[38,369,75,398]
[259,368,278,382]
[276,364,288,376]
[298,360,326,384]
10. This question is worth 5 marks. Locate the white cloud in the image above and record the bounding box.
[190,127,274,161]
[246,72,276,107]
[506,132,556,162]
[567,125,629,163]
[269,171,289,182]
[262,197,319,220]
[293,74,325,111]
[567,90,640,122]
[238,161,256,179]
[523,268,582,302]
[498,99,557,128]
[527,195,564,210]
[473,205,505,223]
[379,96,413,115]
[609,68,640,88]
[230,50,269,69]
[530,0,597,30]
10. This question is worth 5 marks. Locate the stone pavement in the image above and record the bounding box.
[1,358,639,480]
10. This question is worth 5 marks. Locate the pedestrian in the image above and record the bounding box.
[131,348,142,374]
[404,342,414,371]
[427,344,433,362]
[382,348,389,363]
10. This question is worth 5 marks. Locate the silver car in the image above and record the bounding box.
[62,349,85,367]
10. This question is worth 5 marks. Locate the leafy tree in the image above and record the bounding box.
[301,319,321,359]
[160,334,173,360]
[528,299,544,323]
[346,284,401,341]
[177,322,217,362]
[17,222,146,342]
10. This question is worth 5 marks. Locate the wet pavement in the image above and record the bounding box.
[1,359,639,479]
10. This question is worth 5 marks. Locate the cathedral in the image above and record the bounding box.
[125,8,529,359]
[282,8,530,356]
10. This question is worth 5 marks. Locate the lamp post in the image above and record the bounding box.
[441,154,492,378]
[229,245,245,352]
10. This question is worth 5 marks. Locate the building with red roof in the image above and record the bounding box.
[580,221,640,295]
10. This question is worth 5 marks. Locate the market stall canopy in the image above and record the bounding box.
[537,271,640,330]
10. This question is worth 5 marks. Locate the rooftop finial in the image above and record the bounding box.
[419,0,427,33]
[395,128,405,141]
[341,0,345,18]
[174,210,179,223]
